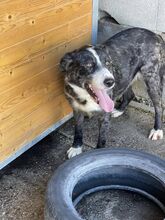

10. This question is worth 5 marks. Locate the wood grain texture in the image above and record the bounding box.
[0,0,92,163]
[0,95,72,161]
[0,31,91,95]
[0,0,91,51]
[0,13,91,68]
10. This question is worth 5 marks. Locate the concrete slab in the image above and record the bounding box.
[157,0,165,32]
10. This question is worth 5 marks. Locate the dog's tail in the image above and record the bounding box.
[99,10,119,24]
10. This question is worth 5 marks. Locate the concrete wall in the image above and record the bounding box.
[99,0,165,33]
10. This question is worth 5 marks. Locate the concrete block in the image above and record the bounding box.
[99,0,158,31]
[157,0,165,32]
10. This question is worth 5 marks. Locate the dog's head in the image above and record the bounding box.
[60,45,115,112]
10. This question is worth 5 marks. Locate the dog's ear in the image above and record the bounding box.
[60,51,76,72]
[99,44,110,55]
[99,44,113,62]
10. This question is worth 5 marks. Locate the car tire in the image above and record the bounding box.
[45,148,165,220]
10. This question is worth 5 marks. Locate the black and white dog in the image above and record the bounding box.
[60,28,165,158]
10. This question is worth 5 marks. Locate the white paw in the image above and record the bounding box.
[67,147,82,159]
[111,109,124,118]
[148,129,163,140]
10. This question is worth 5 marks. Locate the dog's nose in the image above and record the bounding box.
[104,78,115,88]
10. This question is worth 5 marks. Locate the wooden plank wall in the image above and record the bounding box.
[0,0,92,163]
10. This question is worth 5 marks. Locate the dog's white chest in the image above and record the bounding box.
[68,83,101,113]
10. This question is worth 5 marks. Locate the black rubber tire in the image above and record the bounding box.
[45,149,165,220]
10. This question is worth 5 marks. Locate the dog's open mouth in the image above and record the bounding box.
[85,83,99,103]
[85,83,114,112]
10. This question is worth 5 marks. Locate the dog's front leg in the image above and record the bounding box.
[97,113,110,148]
[67,111,84,158]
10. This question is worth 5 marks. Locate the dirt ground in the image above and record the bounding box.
[0,105,165,220]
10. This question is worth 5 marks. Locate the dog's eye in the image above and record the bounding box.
[86,63,93,67]
[105,61,110,66]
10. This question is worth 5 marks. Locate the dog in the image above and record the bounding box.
[60,28,165,158]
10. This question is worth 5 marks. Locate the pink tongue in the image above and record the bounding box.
[92,87,114,112]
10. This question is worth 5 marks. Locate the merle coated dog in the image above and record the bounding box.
[60,28,165,158]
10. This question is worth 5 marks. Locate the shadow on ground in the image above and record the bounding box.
[0,106,164,220]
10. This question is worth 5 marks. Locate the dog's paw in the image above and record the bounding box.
[111,109,124,118]
[67,147,82,159]
[148,129,163,140]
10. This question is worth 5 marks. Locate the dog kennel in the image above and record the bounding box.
[0,0,99,169]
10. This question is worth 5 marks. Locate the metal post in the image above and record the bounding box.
[92,0,99,45]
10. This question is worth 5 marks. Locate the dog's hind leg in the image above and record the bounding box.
[141,64,164,140]
[161,67,165,113]
[67,111,84,158]
[111,86,135,118]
